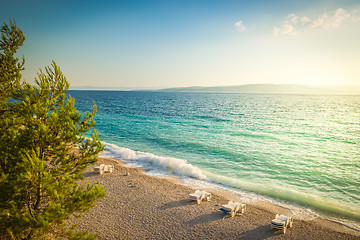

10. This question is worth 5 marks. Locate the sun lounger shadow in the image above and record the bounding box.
[185,212,224,226]
[158,199,191,210]
[83,171,98,178]
[238,225,276,240]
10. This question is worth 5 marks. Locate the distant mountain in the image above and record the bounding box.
[69,84,360,94]
[160,84,360,95]
[69,86,158,91]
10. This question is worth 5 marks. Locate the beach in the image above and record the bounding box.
[68,158,360,239]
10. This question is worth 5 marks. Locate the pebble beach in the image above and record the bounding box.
[68,158,360,239]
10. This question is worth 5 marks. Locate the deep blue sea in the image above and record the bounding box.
[69,90,360,221]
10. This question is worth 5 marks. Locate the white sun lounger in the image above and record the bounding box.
[189,190,211,204]
[271,214,293,234]
[219,201,246,217]
[94,164,114,175]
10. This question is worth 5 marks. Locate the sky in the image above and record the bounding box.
[1,0,360,89]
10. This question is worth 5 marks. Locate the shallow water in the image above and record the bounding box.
[69,91,360,220]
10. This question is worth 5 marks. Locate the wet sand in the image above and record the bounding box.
[68,158,360,239]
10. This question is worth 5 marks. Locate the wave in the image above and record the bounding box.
[204,171,360,221]
[194,115,231,123]
[100,142,206,180]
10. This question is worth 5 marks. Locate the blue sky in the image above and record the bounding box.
[1,0,360,88]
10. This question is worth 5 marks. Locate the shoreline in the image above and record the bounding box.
[68,157,360,239]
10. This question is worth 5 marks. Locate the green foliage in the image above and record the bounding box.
[0,20,25,175]
[0,19,25,101]
[0,21,105,239]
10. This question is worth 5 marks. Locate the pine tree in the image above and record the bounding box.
[0,20,25,174]
[0,20,24,101]
[0,21,105,239]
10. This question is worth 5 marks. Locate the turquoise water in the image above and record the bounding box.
[69,91,360,220]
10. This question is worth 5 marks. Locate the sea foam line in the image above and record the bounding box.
[203,171,360,221]
[99,142,206,180]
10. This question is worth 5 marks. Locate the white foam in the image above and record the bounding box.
[100,142,206,180]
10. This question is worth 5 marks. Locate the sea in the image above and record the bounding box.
[69,90,360,223]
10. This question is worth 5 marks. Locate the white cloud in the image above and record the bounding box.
[273,8,360,37]
[300,16,310,25]
[310,8,352,28]
[234,20,246,32]
[272,24,296,36]
[272,27,280,37]
[288,13,299,24]
[310,15,325,28]
[282,24,296,35]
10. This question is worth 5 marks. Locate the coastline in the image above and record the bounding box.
[68,157,360,239]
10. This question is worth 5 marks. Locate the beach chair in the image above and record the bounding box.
[103,164,114,173]
[189,190,211,204]
[219,201,246,217]
[271,214,293,234]
[94,164,114,175]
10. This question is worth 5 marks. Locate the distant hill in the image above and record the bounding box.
[69,84,360,94]
[160,84,360,95]
[69,86,158,91]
